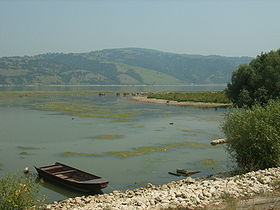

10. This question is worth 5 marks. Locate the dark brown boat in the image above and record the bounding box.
[35,162,108,192]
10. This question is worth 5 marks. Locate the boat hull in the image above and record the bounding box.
[35,163,108,192]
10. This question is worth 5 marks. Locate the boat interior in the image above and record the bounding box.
[40,164,100,182]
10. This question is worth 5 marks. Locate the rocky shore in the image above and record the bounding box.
[131,96,232,108]
[44,167,280,210]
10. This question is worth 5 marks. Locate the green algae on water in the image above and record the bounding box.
[62,152,103,157]
[19,152,29,155]
[130,125,145,128]
[108,141,209,159]
[164,141,208,149]
[135,146,169,152]
[201,158,218,166]
[107,151,148,158]
[189,158,219,169]
[183,133,198,136]
[112,119,137,122]
[17,146,41,150]
[92,134,125,140]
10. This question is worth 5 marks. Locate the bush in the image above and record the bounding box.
[222,100,280,171]
[226,49,280,107]
[0,173,45,210]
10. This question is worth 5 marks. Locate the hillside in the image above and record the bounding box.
[0,48,252,86]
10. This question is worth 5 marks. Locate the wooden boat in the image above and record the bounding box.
[35,162,108,192]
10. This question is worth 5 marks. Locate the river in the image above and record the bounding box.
[0,85,232,203]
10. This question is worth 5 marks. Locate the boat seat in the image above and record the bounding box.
[53,169,75,175]
[42,165,64,170]
[65,178,78,182]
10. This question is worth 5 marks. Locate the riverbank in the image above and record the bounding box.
[131,96,232,108]
[44,167,280,209]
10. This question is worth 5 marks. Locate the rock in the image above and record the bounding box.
[210,138,227,145]
[46,167,280,210]
[146,183,154,188]
[184,177,196,183]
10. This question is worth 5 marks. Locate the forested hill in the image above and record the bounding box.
[0,48,252,86]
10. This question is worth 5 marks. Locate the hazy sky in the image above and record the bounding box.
[0,0,279,57]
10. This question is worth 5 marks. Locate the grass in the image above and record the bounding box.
[147,91,231,104]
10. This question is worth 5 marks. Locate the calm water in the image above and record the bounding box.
[0,85,231,203]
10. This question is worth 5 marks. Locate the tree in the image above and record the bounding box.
[226,49,280,107]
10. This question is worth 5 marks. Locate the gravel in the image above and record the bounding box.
[44,167,280,210]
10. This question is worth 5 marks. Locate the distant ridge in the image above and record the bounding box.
[0,48,252,86]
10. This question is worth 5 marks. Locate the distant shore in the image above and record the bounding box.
[131,96,232,108]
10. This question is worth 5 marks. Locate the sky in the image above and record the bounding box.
[0,0,279,57]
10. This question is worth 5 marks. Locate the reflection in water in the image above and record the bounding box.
[36,177,103,202]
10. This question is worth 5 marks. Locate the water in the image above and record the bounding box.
[0,85,231,203]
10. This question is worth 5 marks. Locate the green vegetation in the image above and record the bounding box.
[222,100,280,171]
[92,134,125,140]
[272,179,280,192]
[201,158,218,166]
[112,118,137,122]
[0,91,141,120]
[17,146,40,150]
[107,151,148,158]
[108,141,208,158]
[147,91,231,103]
[19,152,29,155]
[226,49,280,107]
[62,152,103,157]
[0,48,251,86]
[0,173,45,210]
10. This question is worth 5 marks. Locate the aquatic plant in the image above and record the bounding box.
[201,158,218,166]
[62,152,103,157]
[19,152,29,155]
[107,151,148,158]
[108,141,209,158]
[112,119,137,122]
[92,134,125,140]
[17,146,40,150]
[135,146,169,152]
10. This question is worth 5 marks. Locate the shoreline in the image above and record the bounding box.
[44,167,280,209]
[131,96,232,108]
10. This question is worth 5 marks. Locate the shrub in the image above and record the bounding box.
[222,100,280,171]
[0,173,45,210]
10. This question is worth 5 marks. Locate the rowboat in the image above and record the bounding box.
[35,162,108,192]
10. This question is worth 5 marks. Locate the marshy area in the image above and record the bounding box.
[0,89,231,203]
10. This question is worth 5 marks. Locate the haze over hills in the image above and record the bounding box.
[0,48,252,86]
